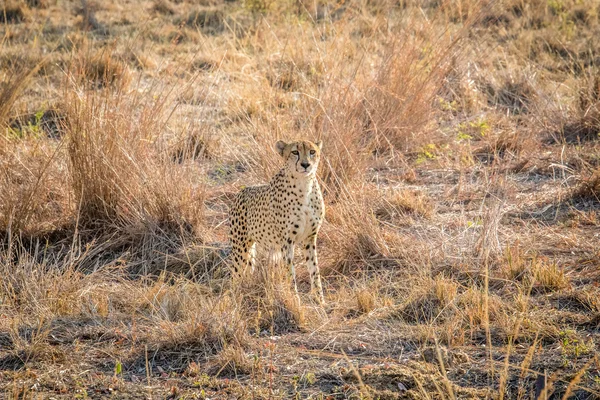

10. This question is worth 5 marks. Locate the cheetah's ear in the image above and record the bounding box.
[275,140,287,157]
[315,140,323,150]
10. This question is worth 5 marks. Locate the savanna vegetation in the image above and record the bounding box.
[1,0,599,398]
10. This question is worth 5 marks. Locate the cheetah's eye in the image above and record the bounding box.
[291,150,299,156]
[309,150,316,156]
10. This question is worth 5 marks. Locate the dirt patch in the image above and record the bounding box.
[9,109,67,139]
[343,362,490,399]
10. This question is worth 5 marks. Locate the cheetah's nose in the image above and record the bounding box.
[300,162,310,169]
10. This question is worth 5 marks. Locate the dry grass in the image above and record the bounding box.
[1,0,600,398]
[74,49,131,89]
[0,2,29,24]
[572,169,600,201]
[376,189,436,221]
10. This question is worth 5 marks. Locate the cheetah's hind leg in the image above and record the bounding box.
[231,238,253,280]
[248,241,256,274]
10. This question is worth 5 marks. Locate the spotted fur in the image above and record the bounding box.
[229,140,325,303]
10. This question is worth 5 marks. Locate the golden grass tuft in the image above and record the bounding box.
[397,276,459,324]
[265,59,319,92]
[170,131,216,163]
[571,169,600,202]
[557,113,600,144]
[65,89,150,222]
[121,48,158,71]
[75,50,131,89]
[0,63,41,126]
[237,266,308,334]
[0,137,68,234]
[501,247,570,293]
[376,189,436,221]
[147,313,249,372]
[75,0,107,33]
[210,344,252,377]
[483,76,535,115]
[0,63,68,234]
[324,202,396,274]
[63,79,202,230]
[532,260,571,293]
[355,287,377,315]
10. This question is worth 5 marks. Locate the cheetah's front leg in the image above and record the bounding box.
[282,240,299,298]
[303,235,324,304]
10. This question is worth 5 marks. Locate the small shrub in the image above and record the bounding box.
[244,0,271,14]
[9,108,66,139]
[559,329,593,359]
[191,57,217,72]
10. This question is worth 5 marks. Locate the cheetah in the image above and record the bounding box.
[229,140,325,303]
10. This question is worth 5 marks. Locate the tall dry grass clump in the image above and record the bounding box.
[49,55,209,271]
[315,24,465,193]
[0,59,66,236]
[0,135,68,236]
[239,3,478,198]
[142,281,250,371]
[65,86,156,223]
[359,36,451,153]
[321,188,433,277]
[0,63,41,126]
[63,74,202,232]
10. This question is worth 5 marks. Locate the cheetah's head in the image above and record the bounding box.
[275,140,322,177]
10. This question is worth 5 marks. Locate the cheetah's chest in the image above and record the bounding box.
[284,184,322,242]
